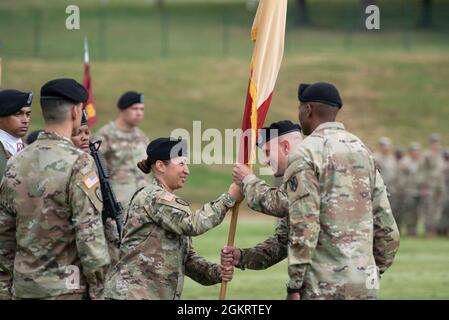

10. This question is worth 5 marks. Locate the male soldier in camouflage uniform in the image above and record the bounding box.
[421,134,446,237]
[0,89,33,177]
[95,91,149,210]
[400,143,424,236]
[105,137,239,300]
[0,78,110,300]
[221,121,303,272]
[437,149,449,236]
[394,145,408,232]
[374,137,399,227]
[230,82,400,300]
[0,89,33,300]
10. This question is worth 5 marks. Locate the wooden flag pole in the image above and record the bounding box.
[219,201,242,300]
[220,146,255,300]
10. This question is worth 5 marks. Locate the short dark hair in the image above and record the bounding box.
[40,99,77,124]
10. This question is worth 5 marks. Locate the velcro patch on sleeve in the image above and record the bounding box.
[83,172,100,189]
[161,192,175,202]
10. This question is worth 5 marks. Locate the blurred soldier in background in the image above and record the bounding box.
[394,145,407,231]
[437,149,449,236]
[374,137,399,226]
[421,134,446,237]
[95,91,149,211]
[401,142,424,236]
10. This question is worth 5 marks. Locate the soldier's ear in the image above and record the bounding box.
[306,103,313,118]
[155,160,166,173]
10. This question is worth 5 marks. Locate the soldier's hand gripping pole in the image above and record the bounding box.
[219,201,241,300]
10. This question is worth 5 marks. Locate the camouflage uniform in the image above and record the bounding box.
[374,152,400,227]
[420,151,446,234]
[400,156,424,236]
[0,143,14,299]
[0,132,110,299]
[237,176,288,270]
[437,159,449,235]
[104,178,236,300]
[0,141,12,180]
[284,122,400,299]
[94,121,149,209]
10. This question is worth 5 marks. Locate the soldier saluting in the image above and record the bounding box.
[0,78,110,300]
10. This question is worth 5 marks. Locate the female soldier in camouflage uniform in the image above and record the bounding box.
[105,137,240,300]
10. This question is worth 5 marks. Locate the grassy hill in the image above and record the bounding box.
[2,51,449,201]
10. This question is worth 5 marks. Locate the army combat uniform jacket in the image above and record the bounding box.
[105,178,236,300]
[241,122,400,299]
[285,122,400,299]
[0,141,12,299]
[0,132,110,299]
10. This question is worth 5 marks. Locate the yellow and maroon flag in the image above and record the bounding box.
[240,0,288,165]
[83,37,97,127]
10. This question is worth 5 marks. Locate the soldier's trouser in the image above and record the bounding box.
[0,267,12,300]
[391,192,405,231]
[437,201,449,235]
[404,196,420,236]
[421,193,444,234]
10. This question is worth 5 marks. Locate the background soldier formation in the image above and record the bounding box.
[374,134,449,237]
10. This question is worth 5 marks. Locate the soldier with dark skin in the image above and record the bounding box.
[105,137,241,300]
[0,79,110,300]
[72,111,120,266]
[224,82,400,300]
[71,110,90,153]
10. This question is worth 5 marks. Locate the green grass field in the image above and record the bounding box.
[181,218,449,300]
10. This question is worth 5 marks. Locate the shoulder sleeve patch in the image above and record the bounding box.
[83,172,99,189]
[175,198,189,206]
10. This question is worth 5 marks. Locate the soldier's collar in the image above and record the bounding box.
[41,131,74,145]
[151,176,166,190]
[313,122,345,132]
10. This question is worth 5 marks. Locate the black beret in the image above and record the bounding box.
[118,91,144,110]
[147,137,188,161]
[40,78,88,104]
[257,120,301,147]
[81,110,88,126]
[298,82,343,109]
[0,89,33,117]
[25,129,44,145]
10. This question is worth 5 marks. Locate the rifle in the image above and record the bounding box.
[89,140,123,243]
